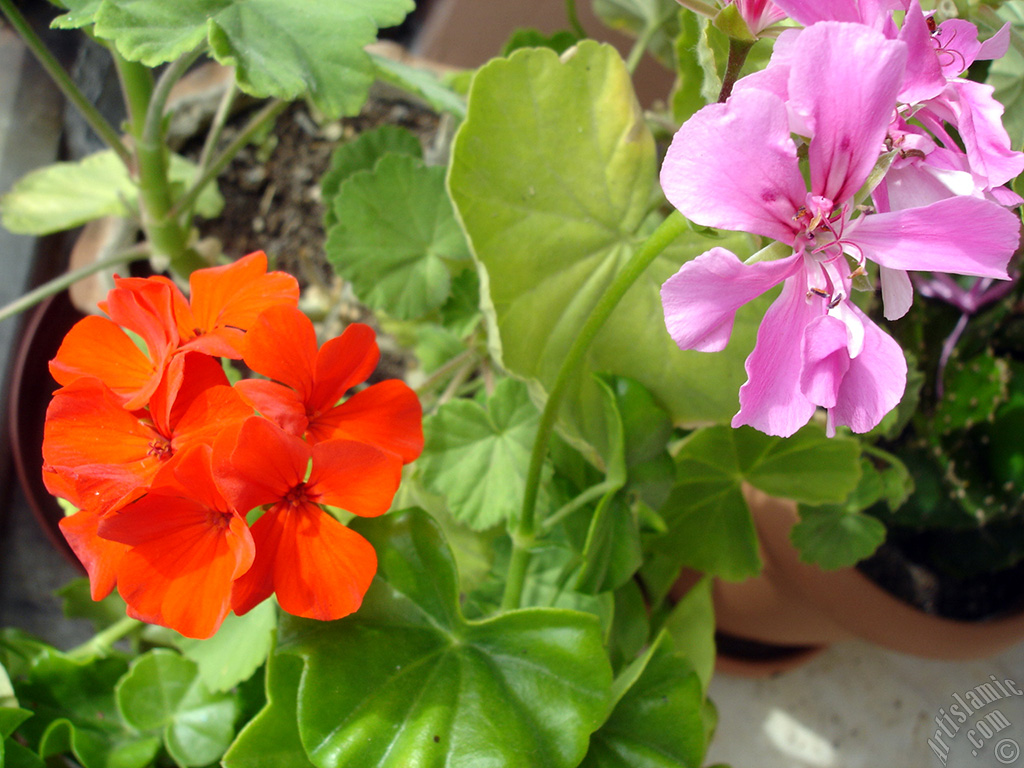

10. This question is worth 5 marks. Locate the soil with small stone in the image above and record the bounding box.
[189,97,441,383]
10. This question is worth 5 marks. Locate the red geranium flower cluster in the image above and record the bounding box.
[43,251,423,638]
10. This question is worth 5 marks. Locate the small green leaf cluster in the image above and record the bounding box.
[0,592,274,768]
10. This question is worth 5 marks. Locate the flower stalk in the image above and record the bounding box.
[502,211,688,610]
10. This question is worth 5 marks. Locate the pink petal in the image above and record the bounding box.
[661,247,802,352]
[848,195,1019,277]
[879,266,914,320]
[800,314,851,409]
[897,1,946,104]
[829,305,907,436]
[661,89,805,243]
[732,274,819,437]
[943,79,1024,188]
[788,22,907,204]
[978,23,1011,60]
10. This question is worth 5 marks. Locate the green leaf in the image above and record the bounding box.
[370,52,468,119]
[576,494,643,594]
[0,150,221,235]
[592,0,682,66]
[0,707,32,739]
[502,28,581,55]
[281,509,614,768]
[57,578,129,632]
[326,153,469,320]
[116,650,238,768]
[989,2,1024,151]
[656,425,862,579]
[90,0,414,118]
[790,506,887,570]
[671,10,708,125]
[581,632,706,768]
[0,664,15,709]
[175,600,276,693]
[15,651,160,768]
[51,0,104,28]
[320,125,423,229]
[418,378,542,530]
[222,652,315,768]
[660,577,715,693]
[448,42,758,455]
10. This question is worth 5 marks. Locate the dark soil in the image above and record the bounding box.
[195,98,440,284]
[858,540,1024,621]
[191,97,441,383]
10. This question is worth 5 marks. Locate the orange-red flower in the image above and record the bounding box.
[99,446,255,639]
[218,417,402,621]
[235,305,423,462]
[45,252,421,638]
[44,353,252,512]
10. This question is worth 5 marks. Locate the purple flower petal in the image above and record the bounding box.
[801,314,850,409]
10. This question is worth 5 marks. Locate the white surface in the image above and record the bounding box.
[707,639,1024,768]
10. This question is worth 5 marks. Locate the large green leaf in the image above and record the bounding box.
[581,632,706,768]
[175,600,276,693]
[0,150,221,235]
[656,425,862,580]
[417,378,542,530]
[79,0,412,118]
[222,652,315,768]
[115,650,238,768]
[279,509,614,768]
[448,42,757,455]
[326,153,469,320]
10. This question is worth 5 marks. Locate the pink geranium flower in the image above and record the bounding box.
[659,21,1019,436]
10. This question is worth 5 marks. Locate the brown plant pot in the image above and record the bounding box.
[710,487,1024,669]
[6,288,86,571]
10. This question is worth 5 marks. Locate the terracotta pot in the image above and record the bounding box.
[7,289,86,571]
[711,486,1024,667]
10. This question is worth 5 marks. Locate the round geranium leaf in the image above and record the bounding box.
[281,509,614,768]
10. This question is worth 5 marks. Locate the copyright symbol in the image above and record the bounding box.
[996,738,1020,765]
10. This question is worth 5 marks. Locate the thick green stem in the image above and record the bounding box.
[67,616,142,661]
[0,0,131,165]
[718,38,754,102]
[0,248,145,324]
[115,52,205,276]
[501,211,688,610]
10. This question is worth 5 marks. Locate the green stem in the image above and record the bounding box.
[66,616,142,661]
[674,0,718,18]
[718,38,754,102]
[0,247,145,324]
[115,51,205,276]
[195,81,238,185]
[501,211,688,610]
[565,0,586,39]
[169,99,287,223]
[0,0,131,165]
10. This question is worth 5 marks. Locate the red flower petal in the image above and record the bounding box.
[59,507,127,600]
[243,305,317,399]
[309,323,379,414]
[231,501,376,621]
[187,251,300,359]
[104,496,254,639]
[308,439,403,517]
[308,380,423,463]
[49,316,164,409]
